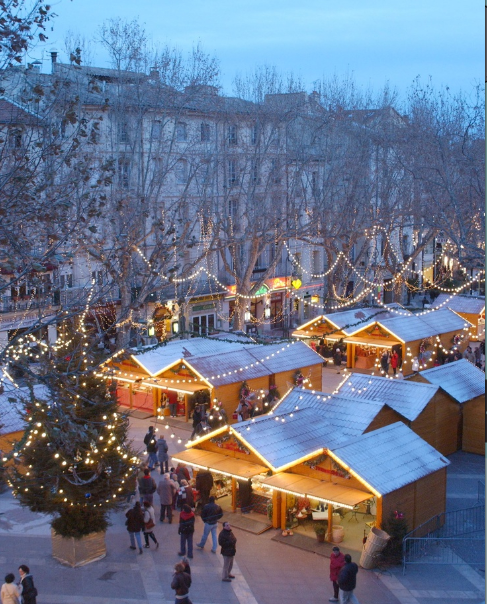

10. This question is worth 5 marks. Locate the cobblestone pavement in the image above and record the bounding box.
[0,419,483,604]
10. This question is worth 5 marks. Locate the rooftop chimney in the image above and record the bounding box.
[31,60,42,73]
[51,50,57,74]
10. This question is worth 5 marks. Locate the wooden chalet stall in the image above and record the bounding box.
[336,373,461,455]
[104,338,244,418]
[340,308,471,376]
[412,360,485,455]
[104,339,323,423]
[292,307,395,370]
[432,294,485,341]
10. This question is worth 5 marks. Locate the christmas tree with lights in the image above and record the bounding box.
[7,317,137,539]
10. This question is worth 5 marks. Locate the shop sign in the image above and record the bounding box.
[192,303,215,312]
[253,284,269,297]
[271,277,288,289]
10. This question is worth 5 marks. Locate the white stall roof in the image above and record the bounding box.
[131,338,248,375]
[420,359,485,403]
[419,308,472,334]
[330,422,449,495]
[274,389,384,434]
[232,407,362,470]
[432,294,485,315]
[337,373,439,422]
[323,307,393,335]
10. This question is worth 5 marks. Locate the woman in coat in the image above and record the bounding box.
[125,501,145,554]
[1,573,22,604]
[142,501,159,549]
[18,566,36,604]
[177,504,195,558]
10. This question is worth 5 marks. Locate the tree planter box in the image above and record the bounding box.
[51,529,106,567]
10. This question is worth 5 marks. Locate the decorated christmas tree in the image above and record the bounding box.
[7,317,137,539]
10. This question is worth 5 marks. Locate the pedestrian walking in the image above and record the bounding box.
[337,553,360,604]
[17,566,37,604]
[1,573,21,604]
[218,521,237,582]
[170,562,192,604]
[178,504,195,558]
[142,501,159,549]
[157,472,178,523]
[143,426,158,470]
[138,468,157,504]
[196,496,223,552]
[156,434,169,474]
[333,348,342,374]
[125,501,145,554]
[328,546,346,602]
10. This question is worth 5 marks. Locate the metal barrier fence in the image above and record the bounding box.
[402,504,485,572]
[403,535,485,572]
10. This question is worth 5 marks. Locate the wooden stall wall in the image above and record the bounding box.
[214,376,270,424]
[433,392,462,455]
[364,406,403,433]
[381,468,447,535]
[0,431,23,453]
[462,396,485,455]
[410,403,438,452]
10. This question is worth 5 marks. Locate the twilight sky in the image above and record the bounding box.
[31,0,483,97]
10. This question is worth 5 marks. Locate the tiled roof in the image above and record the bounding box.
[274,389,384,435]
[432,294,485,315]
[420,359,485,403]
[337,373,439,421]
[233,407,360,470]
[330,422,450,495]
[0,97,41,125]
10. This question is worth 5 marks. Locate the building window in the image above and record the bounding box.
[118,122,129,143]
[60,273,73,289]
[151,120,162,139]
[118,159,131,188]
[312,250,321,275]
[176,122,187,142]
[227,159,237,186]
[91,270,103,286]
[200,122,211,142]
[8,129,22,148]
[250,122,259,145]
[228,198,238,218]
[251,159,260,184]
[270,158,281,184]
[175,159,188,184]
[192,314,215,335]
[227,124,238,145]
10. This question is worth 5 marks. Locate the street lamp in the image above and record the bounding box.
[244,308,251,322]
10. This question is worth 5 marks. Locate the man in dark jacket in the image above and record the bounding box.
[196,496,223,553]
[218,521,237,582]
[170,561,192,604]
[143,426,158,470]
[138,468,157,504]
[337,553,360,603]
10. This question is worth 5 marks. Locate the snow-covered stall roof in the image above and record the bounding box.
[420,359,485,403]
[330,422,449,495]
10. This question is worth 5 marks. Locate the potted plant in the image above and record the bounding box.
[313,523,327,543]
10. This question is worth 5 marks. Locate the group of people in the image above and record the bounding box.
[329,546,361,604]
[191,402,228,439]
[1,565,37,604]
[380,349,401,376]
